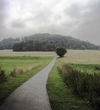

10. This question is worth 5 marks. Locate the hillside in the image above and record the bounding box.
[0,33,99,50]
[22,33,98,50]
[0,38,20,50]
[13,40,56,51]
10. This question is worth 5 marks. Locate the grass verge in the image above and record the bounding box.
[0,56,52,105]
[47,58,93,110]
[67,64,100,74]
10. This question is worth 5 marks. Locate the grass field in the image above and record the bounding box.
[0,56,52,74]
[1,50,100,63]
[0,50,56,56]
[60,50,100,74]
[1,49,100,109]
[67,64,100,74]
[47,58,93,110]
[0,56,53,105]
[62,50,100,64]
[47,50,100,110]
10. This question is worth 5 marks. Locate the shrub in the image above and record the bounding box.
[10,67,23,77]
[55,46,67,57]
[0,67,6,84]
[95,66,100,70]
[58,64,100,109]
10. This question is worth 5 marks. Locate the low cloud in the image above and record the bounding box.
[11,19,26,28]
[0,0,9,40]
[0,0,100,45]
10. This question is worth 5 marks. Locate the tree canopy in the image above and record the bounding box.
[56,47,67,57]
[21,33,99,50]
[13,40,56,51]
[0,33,99,50]
[0,38,20,50]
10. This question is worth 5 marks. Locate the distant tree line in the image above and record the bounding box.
[0,33,99,50]
[22,33,99,50]
[97,45,100,50]
[13,40,56,51]
[0,38,20,50]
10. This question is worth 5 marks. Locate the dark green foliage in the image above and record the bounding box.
[0,67,6,84]
[10,70,16,77]
[22,33,99,50]
[0,38,20,50]
[0,44,4,50]
[13,40,56,51]
[56,47,67,57]
[0,33,99,50]
[97,45,100,49]
[47,60,93,110]
[81,45,86,50]
[58,65,100,109]
[95,66,100,70]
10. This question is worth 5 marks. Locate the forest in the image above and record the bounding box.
[0,33,99,50]
[0,38,20,50]
[13,40,56,51]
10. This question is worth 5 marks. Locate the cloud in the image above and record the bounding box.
[0,0,100,45]
[10,19,26,28]
[64,3,82,18]
[0,0,7,22]
[0,0,10,40]
[61,0,100,44]
[0,0,8,28]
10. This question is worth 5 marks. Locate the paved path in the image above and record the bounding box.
[0,57,57,110]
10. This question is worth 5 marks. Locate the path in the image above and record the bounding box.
[0,57,57,110]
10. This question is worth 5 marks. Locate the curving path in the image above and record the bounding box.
[0,57,57,110]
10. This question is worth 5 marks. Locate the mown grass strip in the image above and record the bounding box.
[0,56,53,74]
[67,64,100,74]
[0,56,52,60]
[0,57,52,105]
[47,59,93,110]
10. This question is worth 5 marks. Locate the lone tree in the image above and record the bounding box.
[55,46,67,57]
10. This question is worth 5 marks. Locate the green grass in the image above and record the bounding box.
[47,58,93,110]
[67,64,100,74]
[0,56,53,105]
[0,56,52,74]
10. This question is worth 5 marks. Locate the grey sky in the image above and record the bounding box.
[0,0,100,45]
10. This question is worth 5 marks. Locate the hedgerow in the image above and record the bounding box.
[58,64,100,109]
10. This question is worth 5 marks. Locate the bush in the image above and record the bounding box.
[0,67,6,84]
[10,67,23,77]
[55,46,67,57]
[95,66,100,70]
[58,64,100,109]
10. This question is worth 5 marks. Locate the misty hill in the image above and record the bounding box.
[0,38,20,50]
[0,33,99,50]
[22,33,98,50]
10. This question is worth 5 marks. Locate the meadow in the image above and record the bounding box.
[62,50,100,64]
[62,50,100,74]
[47,59,93,110]
[0,49,56,56]
[0,55,53,105]
[0,49,100,109]
[47,49,100,110]
[0,56,52,74]
[67,64,100,74]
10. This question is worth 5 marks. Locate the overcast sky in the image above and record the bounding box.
[0,0,100,45]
